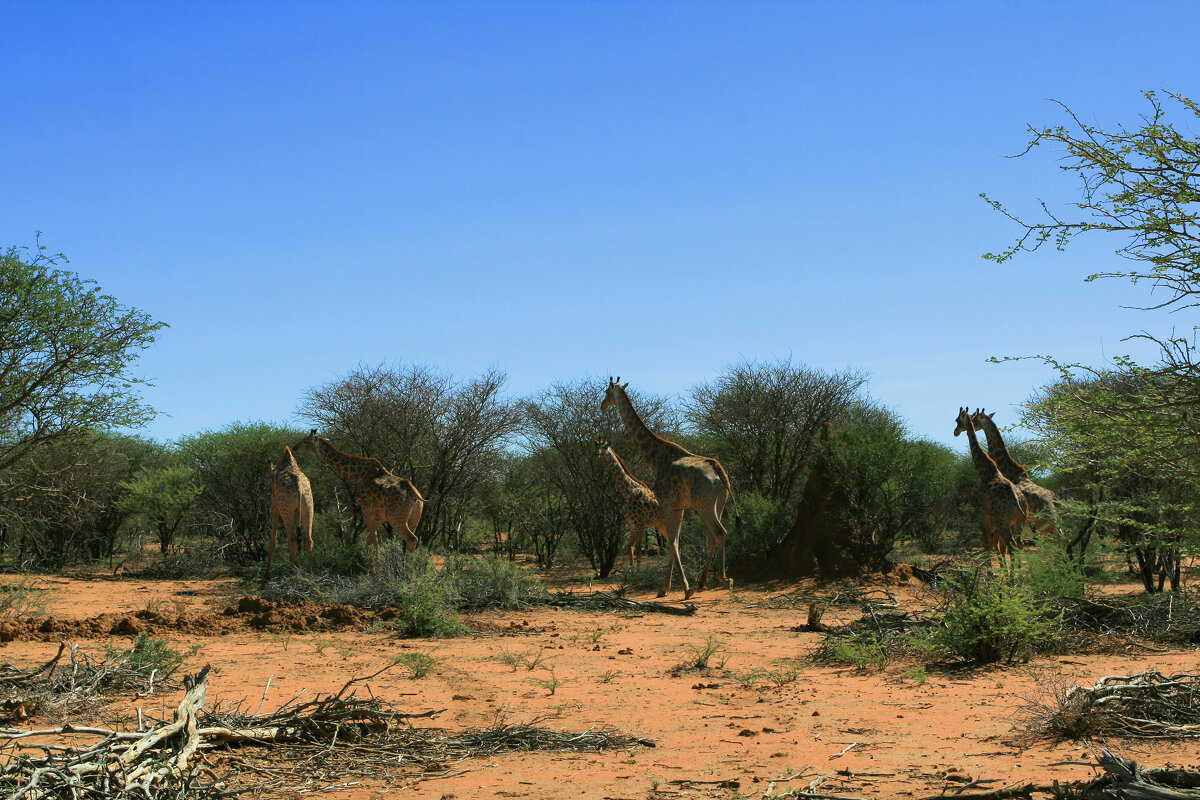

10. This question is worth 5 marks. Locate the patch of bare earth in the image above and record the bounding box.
[2,572,1199,798]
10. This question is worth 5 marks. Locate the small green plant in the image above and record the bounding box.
[728,668,765,688]
[763,660,804,687]
[904,665,929,685]
[683,634,726,670]
[597,670,623,684]
[492,647,552,672]
[106,633,187,682]
[271,631,292,651]
[308,635,332,655]
[333,643,354,660]
[396,649,442,679]
[829,631,888,670]
[529,667,569,696]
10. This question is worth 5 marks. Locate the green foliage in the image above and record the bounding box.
[933,563,1058,663]
[116,465,202,555]
[444,553,541,610]
[176,422,305,564]
[617,560,666,593]
[106,633,187,683]
[1017,539,1086,600]
[904,665,929,685]
[681,634,726,670]
[986,92,1200,591]
[395,649,442,678]
[818,403,958,568]
[723,492,794,572]
[828,631,888,670]
[262,546,543,637]
[0,242,165,478]
[686,358,867,508]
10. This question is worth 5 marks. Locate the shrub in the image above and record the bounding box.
[933,563,1058,663]
[106,633,187,683]
[828,631,888,670]
[617,561,666,593]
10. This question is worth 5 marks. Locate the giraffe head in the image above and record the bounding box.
[971,408,994,430]
[601,377,628,411]
[953,407,976,437]
[293,429,321,454]
[595,437,610,456]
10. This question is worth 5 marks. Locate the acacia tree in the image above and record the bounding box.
[116,465,202,555]
[298,363,521,548]
[686,358,865,510]
[986,91,1200,589]
[521,378,676,578]
[0,243,165,478]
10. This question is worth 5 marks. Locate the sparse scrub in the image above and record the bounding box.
[762,660,804,687]
[933,563,1058,663]
[828,631,888,670]
[680,634,726,671]
[904,666,929,685]
[104,633,187,685]
[0,577,50,618]
[396,650,442,679]
[529,667,569,696]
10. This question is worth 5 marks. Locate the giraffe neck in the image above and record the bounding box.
[279,446,298,470]
[612,385,688,470]
[599,447,649,502]
[977,416,1028,482]
[312,436,378,486]
[964,425,1002,485]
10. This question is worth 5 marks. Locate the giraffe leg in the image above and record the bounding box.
[628,521,643,570]
[363,510,384,565]
[301,502,314,569]
[697,503,732,591]
[403,503,421,554]
[264,512,280,584]
[287,508,299,565]
[659,506,690,599]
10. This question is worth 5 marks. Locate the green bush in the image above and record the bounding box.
[828,631,888,669]
[934,564,1058,663]
[261,546,544,637]
[106,633,187,683]
[618,560,666,593]
[445,553,541,610]
[1018,539,1086,600]
[724,492,793,571]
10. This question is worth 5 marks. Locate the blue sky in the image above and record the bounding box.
[2,1,1193,447]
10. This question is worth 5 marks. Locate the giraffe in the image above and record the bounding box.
[969,412,1056,537]
[601,378,736,598]
[294,430,424,557]
[595,438,670,570]
[265,445,314,582]
[971,409,1058,537]
[954,407,1028,558]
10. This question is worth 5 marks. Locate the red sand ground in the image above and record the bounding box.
[2,570,1198,799]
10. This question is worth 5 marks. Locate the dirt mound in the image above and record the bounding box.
[0,596,402,642]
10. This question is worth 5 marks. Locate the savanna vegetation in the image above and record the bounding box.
[2,92,1199,654]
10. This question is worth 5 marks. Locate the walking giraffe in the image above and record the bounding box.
[601,378,736,598]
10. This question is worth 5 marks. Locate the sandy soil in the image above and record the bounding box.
[2,570,1199,799]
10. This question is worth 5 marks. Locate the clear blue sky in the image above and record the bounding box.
[2,1,1193,448]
